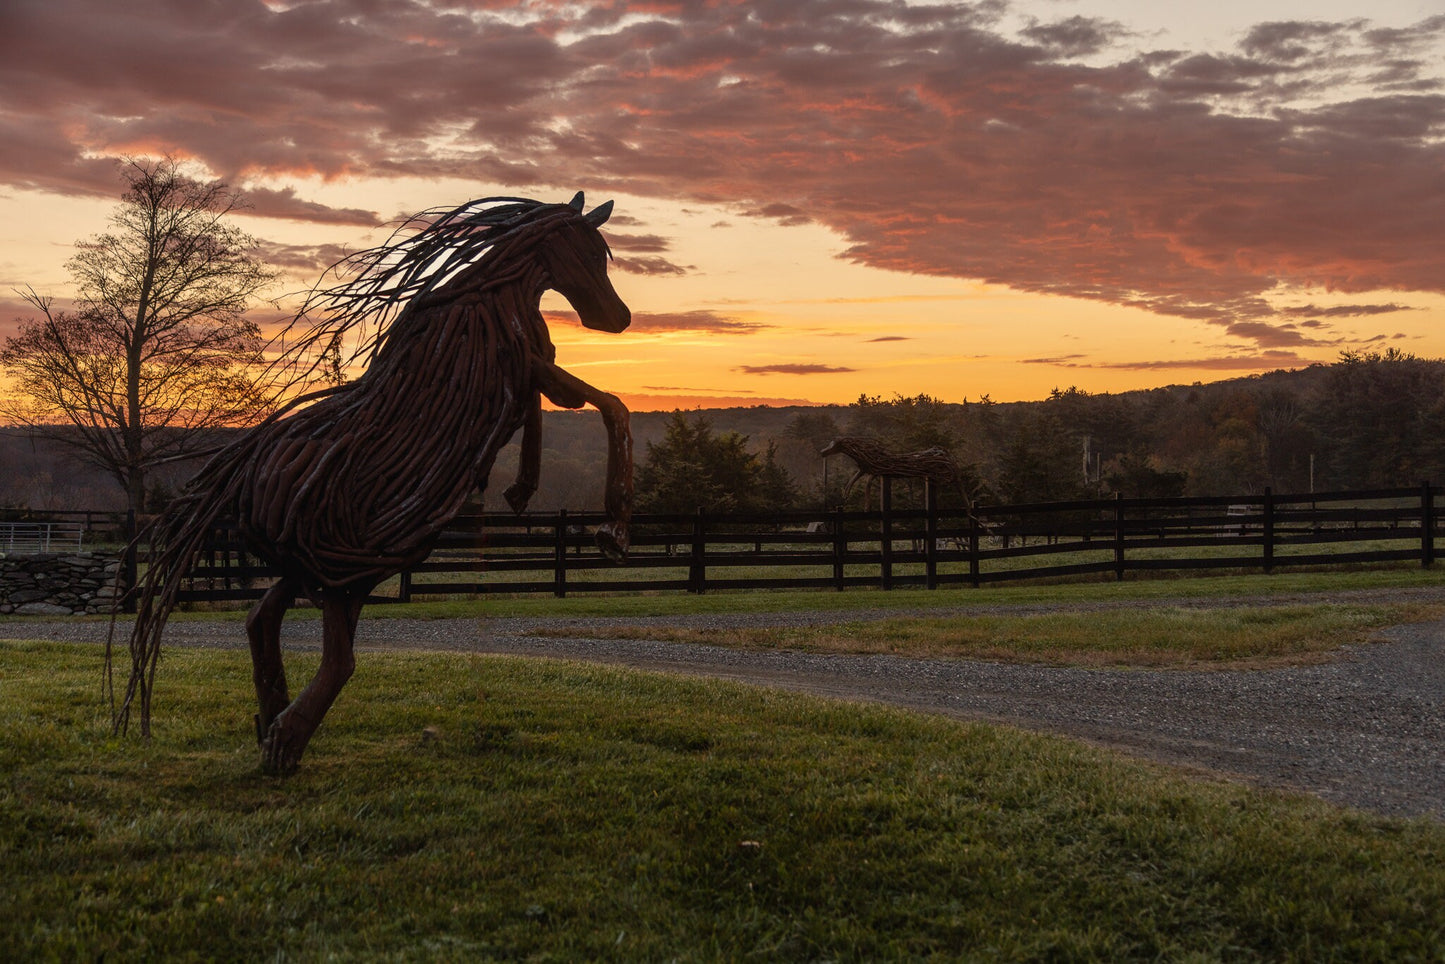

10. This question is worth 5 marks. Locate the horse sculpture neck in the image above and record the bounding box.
[372,222,562,374]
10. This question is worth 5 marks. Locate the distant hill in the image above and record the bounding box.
[4,354,1439,513]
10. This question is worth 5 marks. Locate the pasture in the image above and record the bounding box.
[3,630,1443,960]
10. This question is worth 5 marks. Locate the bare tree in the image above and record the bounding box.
[1,157,277,514]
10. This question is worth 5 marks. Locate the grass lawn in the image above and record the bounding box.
[532,602,1445,668]
[3,641,1443,960]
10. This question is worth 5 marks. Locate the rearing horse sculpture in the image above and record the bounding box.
[113,194,633,774]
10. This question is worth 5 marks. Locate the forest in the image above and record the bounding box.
[2,350,1442,516]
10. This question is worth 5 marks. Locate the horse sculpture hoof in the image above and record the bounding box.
[596,522,629,563]
[260,717,307,776]
[503,481,534,514]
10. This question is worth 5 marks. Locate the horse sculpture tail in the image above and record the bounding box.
[107,434,266,738]
[107,385,353,737]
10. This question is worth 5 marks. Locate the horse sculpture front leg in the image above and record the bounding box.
[530,357,632,561]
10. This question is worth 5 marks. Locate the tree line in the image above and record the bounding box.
[625,350,1445,516]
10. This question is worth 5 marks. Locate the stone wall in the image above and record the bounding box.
[0,551,125,615]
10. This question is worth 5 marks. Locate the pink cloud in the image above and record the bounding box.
[1,0,1441,343]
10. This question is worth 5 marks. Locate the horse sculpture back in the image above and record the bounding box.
[115,194,633,773]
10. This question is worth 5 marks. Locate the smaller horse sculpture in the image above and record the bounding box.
[819,436,974,511]
[113,193,633,774]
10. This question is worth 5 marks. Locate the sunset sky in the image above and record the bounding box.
[1,0,1441,410]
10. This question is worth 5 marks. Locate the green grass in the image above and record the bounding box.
[532,602,1444,668]
[3,641,1443,960]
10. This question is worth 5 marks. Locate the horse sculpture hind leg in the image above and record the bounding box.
[503,395,543,513]
[246,576,299,743]
[260,588,367,775]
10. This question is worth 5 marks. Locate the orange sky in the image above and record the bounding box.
[1,0,1442,409]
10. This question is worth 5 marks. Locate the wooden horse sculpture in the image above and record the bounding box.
[113,194,633,774]
[819,436,973,510]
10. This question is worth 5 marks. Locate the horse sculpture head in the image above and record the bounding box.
[543,192,631,335]
[273,193,632,383]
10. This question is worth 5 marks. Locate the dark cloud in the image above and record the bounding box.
[1278,302,1413,317]
[1043,350,1313,371]
[1223,321,1339,348]
[645,385,757,393]
[544,308,763,333]
[623,391,820,410]
[598,224,687,273]
[632,310,763,333]
[1021,354,1088,364]
[1241,21,1355,63]
[1,0,1442,340]
[1022,16,1120,58]
[242,187,380,227]
[867,335,910,342]
[612,256,692,276]
[604,232,672,253]
[743,203,812,226]
[600,227,692,274]
[253,240,355,278]
[735,363,856,375]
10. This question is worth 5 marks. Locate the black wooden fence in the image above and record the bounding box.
[168,482,1441,605]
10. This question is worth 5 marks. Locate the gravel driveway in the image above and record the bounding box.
[5,588,1442,820]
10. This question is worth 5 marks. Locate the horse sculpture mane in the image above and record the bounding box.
[112,193,634,774]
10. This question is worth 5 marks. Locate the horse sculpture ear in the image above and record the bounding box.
[569,192,585,211]
[585,200,614,226]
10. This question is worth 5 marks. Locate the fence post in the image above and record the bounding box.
[925,481,939,590]
[1114,493,1126,581]
[690,506,707,594]
[832,505,846,591]
[1422,481,1435,568]
[398,570,413,604]
[1262,487,1274,573]
[553,509,568,598]
[968,510,981,588]
[880,477,893,591]
[122,509,138,614]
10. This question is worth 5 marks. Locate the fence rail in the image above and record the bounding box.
[0,521,86,555]
[0,509,131,552]
[166,482,1442,605]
